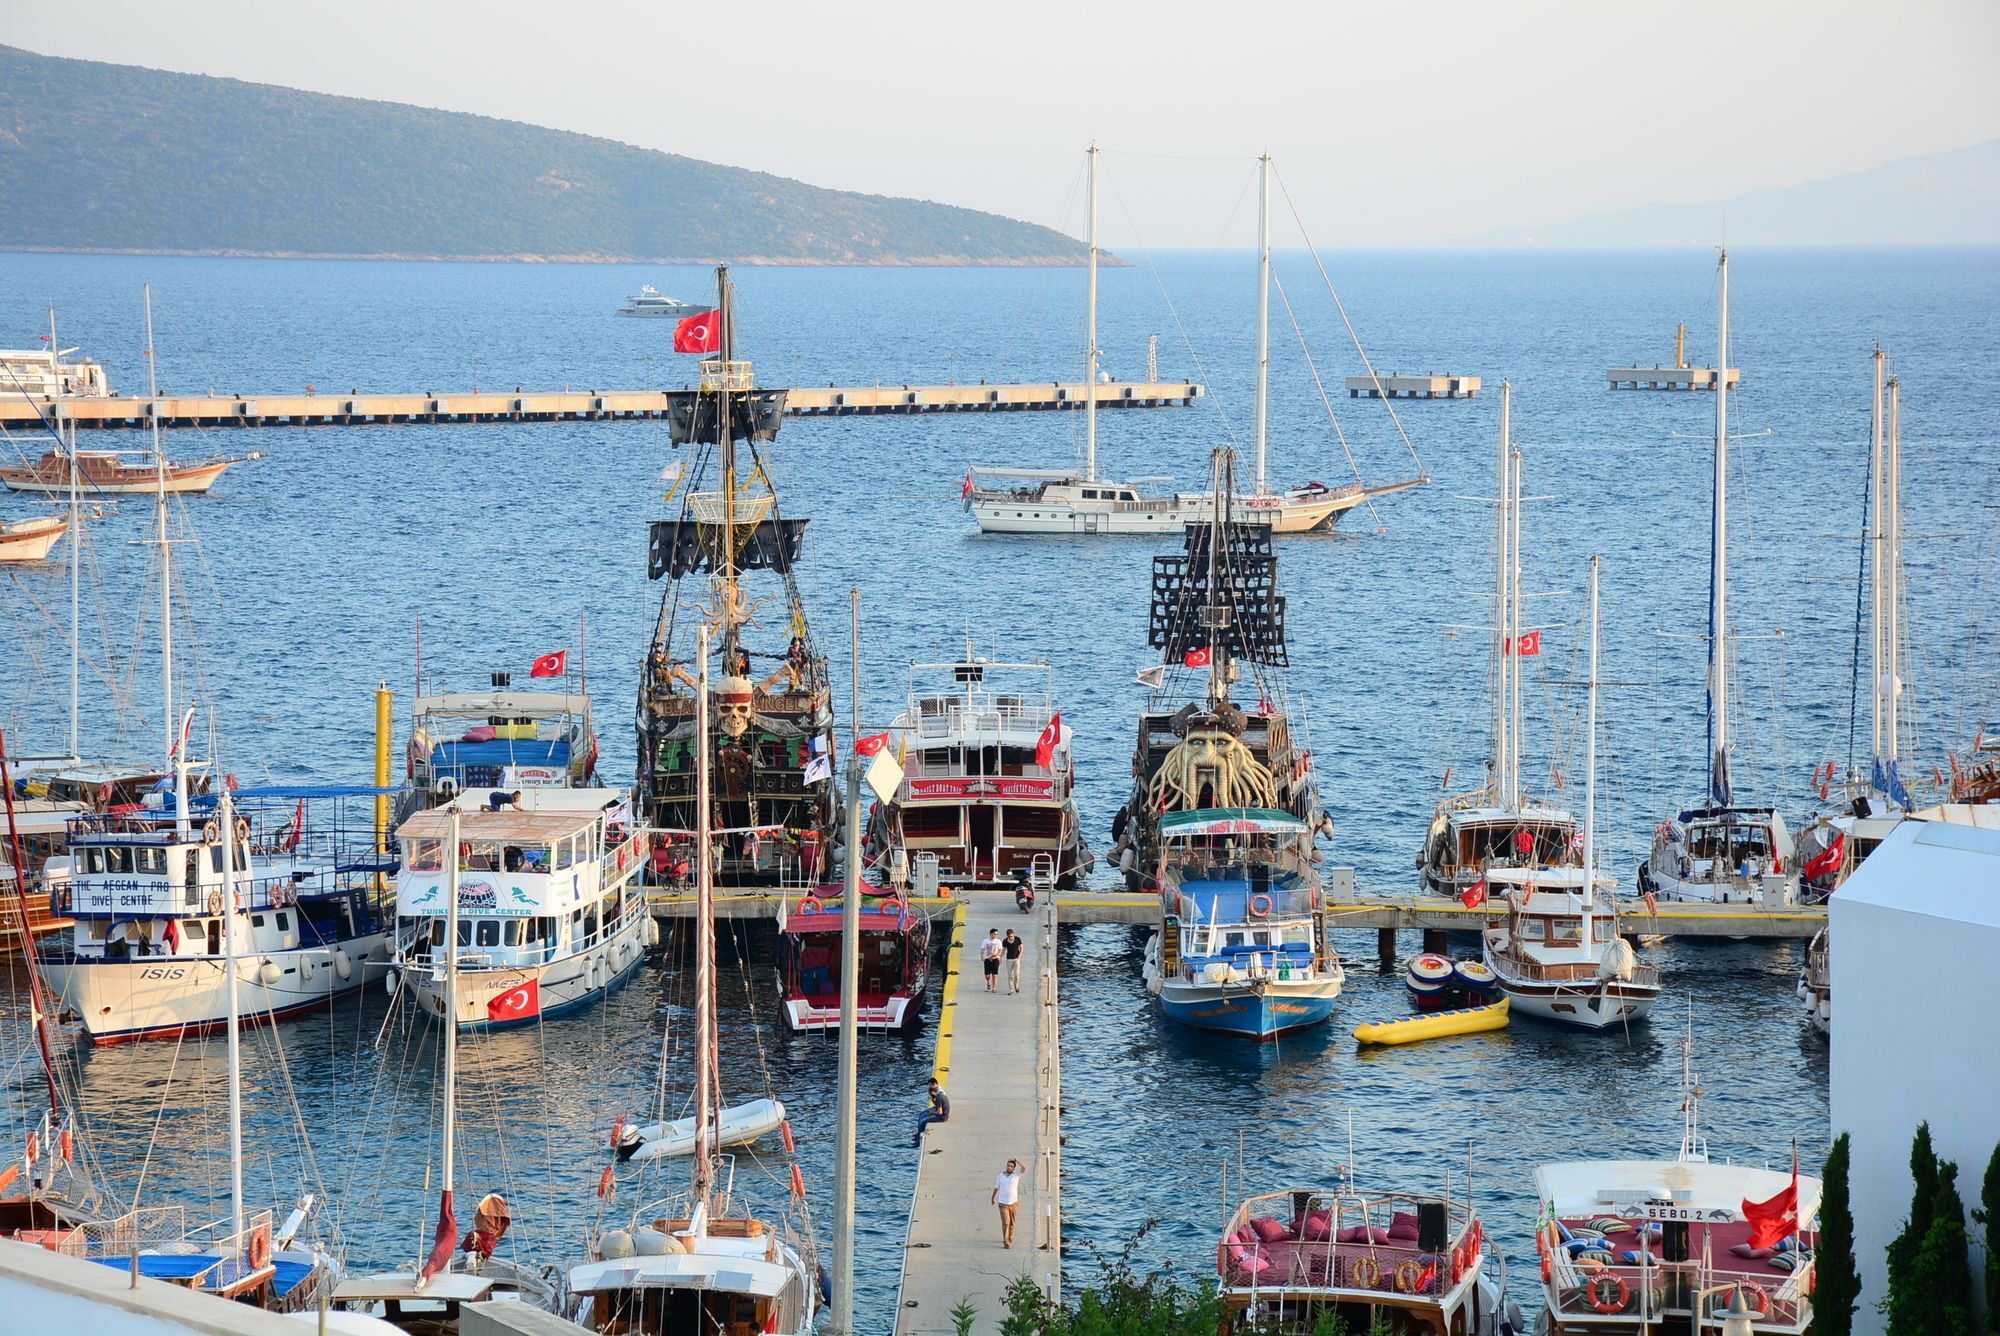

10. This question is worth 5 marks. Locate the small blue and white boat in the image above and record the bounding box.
[1143,808,1343,1039]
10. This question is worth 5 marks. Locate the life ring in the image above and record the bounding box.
[1394,1259,1426,1294]
[206,891,223,916]
[1727,1282,1769,1316]
[796,898,821,915]
[1587,1272,1631,1314]
[202,821,221,844]
[271,886,293,908]
[234,818,251,845]
[1348,1254,1381,1289]
[1247,893,1274,918]
[1450,1244,1465,1285]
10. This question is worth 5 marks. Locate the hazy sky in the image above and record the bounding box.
[13,0,1999,248]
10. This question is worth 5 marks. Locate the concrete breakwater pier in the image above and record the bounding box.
[0,380,1204,430]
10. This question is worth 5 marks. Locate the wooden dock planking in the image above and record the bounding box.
[0,381,1203,431]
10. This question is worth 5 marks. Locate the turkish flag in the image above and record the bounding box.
[1510,630,1542,657]
[487,978,541,1022]
[1742,1156,1800,1250]
[1460,878,1487,910]
[1183,646,1212,668]
[1803,833,1845,882]
[530,650,567,678]
[1035,713,1061,769]
[854,732,891,757]
[673,309,721,354]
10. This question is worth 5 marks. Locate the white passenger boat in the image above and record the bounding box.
[405,670,598,809]
[869,649,1089,887]
[1483,559,1660,1031]
[391,787,653,1030]
[965,149,1423,537]
[1418,383,1579,901]
[1639,253,1800,907]
[615,285,705,318]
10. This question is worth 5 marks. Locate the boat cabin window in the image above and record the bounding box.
[79,847,101,875]
[275,911,290,932]
[553,837,576,871]
[503,920,525,947]
[475,920,501,948]
[407,839,443,872]
[1689,822,1771,862]
[135,847,166,875]
[1518,917,1544,941]
[1119,491,1136,501]
[921,748,954,769]
[1081,489,1100,499]
[251,914,266,928]
[1545,918,1581,945]
[501,844,549,874]
[105,846,133,875]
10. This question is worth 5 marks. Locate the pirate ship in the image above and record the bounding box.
[636,268,838,888]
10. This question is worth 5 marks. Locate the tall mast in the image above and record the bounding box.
[831,592,862,1334]
[1706,250,1731,807]
[1493,384,1513,811]
[1882,373,1902,793]
[442,805,460,1213]
[1207,451,1229,704]
[1868,348,1885,775]
[715,268,740,665]
[1508,444,1524,809]
[145,286,175,774]
[1253,153,1271,497]
[693,624,716,1211]
[1084,144,1100,484]
[1582,556,1601,928]
[219,780,246,1248]
[51,306,81,762]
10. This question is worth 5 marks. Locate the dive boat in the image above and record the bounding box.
[869,649,1088,888]
[391,786,653,1029]
[1529,1028,1820,1334]
[0,514,67,561]
[1142,806,1344,1038]
[776,887,931,1032]
[1419,383,1579,901]
[1638,253,1800,907]
[965,150,1423,538]
[338,806,560,1332]
[1109,453,1327,892]
[1482,558,1660,1031]
[571,624,822,1335]
[1218,1169,1515,1334]
[616,285,705,318]
[635,267,838,888]
[40,784,397,1043]
[0,448,247,496]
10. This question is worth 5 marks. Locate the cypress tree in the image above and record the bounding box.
[1908,1161,1974,1336]
[1814,1134,1861,1336]
[1975,1142,1999,1335]
[1888,1123,1941,1329]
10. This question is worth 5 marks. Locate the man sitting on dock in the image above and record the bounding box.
[910,1078,950,1148]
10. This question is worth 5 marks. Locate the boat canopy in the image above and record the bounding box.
[568,1252,794,1297]
[1161,808,1307,838]
[969,466,1078,480]
[1534,1159,1822,1227]
[783,899,916,934]
[334,1271,497,1302]
[1483,867,1613,891]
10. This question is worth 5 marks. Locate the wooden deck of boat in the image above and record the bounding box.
[0,381,1203,430]
[891,893,1061,1334]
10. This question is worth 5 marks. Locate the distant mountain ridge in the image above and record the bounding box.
[1479,139,2000,247]
[0,45,1090,265]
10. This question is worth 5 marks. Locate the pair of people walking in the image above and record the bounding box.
[978,928,1026,994]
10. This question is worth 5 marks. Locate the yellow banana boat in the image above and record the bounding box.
[1353,996,1509,1046]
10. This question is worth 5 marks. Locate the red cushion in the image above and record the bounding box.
[1230,1226,1258,1246]
[1300,1211,1334,1242]
[1250,1217,1291,1243]
[1226,1242,1273,1278]
[1389,1211,1420,1239]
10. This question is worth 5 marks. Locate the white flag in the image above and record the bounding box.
[658,459,685,483]
[803,754,832,786]
[864,750,905,806]
[1135,664,1166,689]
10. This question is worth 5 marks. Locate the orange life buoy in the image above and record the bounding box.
[797,899,821,915]
[1450,1244,1465,1286]
[1588,1272,1631,1314]
[1248,893,1274,918]
[59,1128,72,1162]
[780,1120,796,1156]
[790,1164,806,1199]
[1731,1282,1770,1316]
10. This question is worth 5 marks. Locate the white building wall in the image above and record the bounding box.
[1831,890,2000,1333]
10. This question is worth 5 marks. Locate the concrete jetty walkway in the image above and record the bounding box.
[895,892,1061,1333]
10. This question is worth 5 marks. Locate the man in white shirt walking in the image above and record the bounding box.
[978,929,1003,992]
[991,1157,1025,1248]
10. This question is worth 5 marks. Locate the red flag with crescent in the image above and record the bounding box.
[1742,1152,1800,1250]
[1035,713,1061,770]
[673,309,721,354]
[487,978,540,1022]
[1183,646,1212,668]
[530,650,567,678]
[854,732,891,757]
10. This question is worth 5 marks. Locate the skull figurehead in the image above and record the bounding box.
[712,676,757,739]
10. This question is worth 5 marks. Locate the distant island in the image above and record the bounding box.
[1478,138,2000,248]
[0,45,1092,266]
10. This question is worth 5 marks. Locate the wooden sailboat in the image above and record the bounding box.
[965,149,1425,536]
[1638,253,1800,905]
[0,514,67,561]
[636,267,837,889]
[572,625,822,1334]
[1419,382,1580,901]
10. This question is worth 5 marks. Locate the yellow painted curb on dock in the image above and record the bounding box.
[932,901,967,1084]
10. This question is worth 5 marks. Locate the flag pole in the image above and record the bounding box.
[832,588,862,1333]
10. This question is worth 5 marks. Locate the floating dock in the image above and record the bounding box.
[1609,322,1741,390]
[1344,373,1479,399]
[0,381,1203,431]
[893,893,1061,1333]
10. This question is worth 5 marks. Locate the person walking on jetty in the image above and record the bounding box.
[992,1157,1025,1248]
[979,928,1003,992]
[911,1078,950,1148]
[1002,929,1025,994]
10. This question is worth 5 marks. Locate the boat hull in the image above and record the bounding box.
[0,517,68,561]
[1495,978,1657,1030]
[780,991,922,1032]
[0,460,235,495]
[399,907,650,1031]
[42,931,394,1043]
[1157,976,1341,1039]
